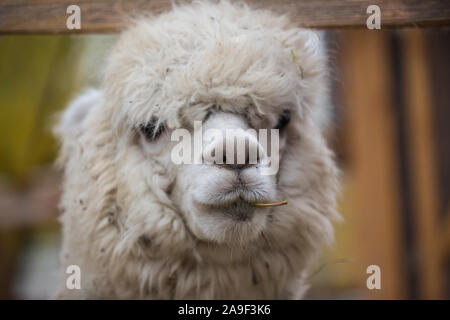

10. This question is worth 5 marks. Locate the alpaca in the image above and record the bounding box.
[54,0,339,299]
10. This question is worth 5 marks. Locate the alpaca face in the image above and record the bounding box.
[135,109,290,245]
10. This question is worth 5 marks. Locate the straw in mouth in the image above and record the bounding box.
[253,200,288,207]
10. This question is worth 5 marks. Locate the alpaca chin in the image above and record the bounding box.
[188,205,268,245]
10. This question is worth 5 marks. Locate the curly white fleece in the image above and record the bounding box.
[54,0,339,299]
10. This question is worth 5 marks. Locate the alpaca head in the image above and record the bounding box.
[64,2,338,257]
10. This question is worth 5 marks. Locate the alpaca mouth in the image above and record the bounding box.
[191,173,277,224]
[193,187,267,221]
[204,199,256,221]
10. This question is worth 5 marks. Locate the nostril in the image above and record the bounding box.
[207,130,263,170]
[219,146,257,170]
[220,162,251,170]
[232,163,250,170]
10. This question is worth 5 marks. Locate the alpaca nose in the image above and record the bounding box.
[222,135,260,170]
[204,130,262,170]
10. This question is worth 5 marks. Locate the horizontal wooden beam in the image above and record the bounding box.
[1,0,450,34]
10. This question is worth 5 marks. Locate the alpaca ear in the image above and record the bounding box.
[282,29,324,56]
[60,88,103,137]
[280,29,331,132]
[53,87,104,170]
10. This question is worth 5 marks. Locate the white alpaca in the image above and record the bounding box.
[54,0,339,299]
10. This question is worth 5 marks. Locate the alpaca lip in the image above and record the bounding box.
[193,198,257,221]
[202,182,272,205]
[217,200,255,221]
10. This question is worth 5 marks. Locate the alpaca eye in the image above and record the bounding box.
[139,118,165,141]
[274,110,291,131]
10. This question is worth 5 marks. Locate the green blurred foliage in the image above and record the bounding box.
[0,36,84,187]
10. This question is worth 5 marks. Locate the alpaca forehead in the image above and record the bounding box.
[118,39,300,121]
[120,69,298,130]
[119,48,301,128]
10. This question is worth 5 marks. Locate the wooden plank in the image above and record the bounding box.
[0,0,450,34]
[339,30,405,299]
[402,29,443,299]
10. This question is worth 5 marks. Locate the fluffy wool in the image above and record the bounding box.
[54,0,339,299]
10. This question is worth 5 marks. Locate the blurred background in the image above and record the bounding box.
[0,29,448,299]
